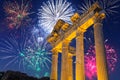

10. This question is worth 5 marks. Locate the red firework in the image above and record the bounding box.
[85,44,117,80]
[4,0,32,29]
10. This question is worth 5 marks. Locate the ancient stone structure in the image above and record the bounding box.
[47,2,108,80]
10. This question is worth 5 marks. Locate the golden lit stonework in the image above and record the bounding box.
[47,2,108,80]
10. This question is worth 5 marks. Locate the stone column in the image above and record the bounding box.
[61,39,70,80]
[93,16,108,80]
[50,49,58,80]
[76,28,86,80]
[68,54,73,80]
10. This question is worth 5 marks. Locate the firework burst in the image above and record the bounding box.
[26,32,51,71]
[78,0,120,17]
[85,44,117,80]
[38,0,75,34]
[25,29,51,77]
[3,0,33,29]
[0,29,51,77]
[0,31,29,70]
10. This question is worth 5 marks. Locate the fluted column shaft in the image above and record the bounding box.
[76,28,86,80]
[50,49,58,80]
[68,55,73,80]
[94,20,108,80]
[61,39,70,80]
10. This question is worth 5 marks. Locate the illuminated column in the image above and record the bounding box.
[68,54,73,80]
[61,39,70,80]
[93,16,108,80]
[76,28,86,80]
[50,49,58,80]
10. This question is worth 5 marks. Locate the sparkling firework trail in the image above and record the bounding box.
[78,0,120,17]
[3,0,33,29]
[38,0,75,34]
[25,28,52,77]
[0,31,29,70]
[0,29,51,77]
[26,31,51,71]
[85,44,117,80]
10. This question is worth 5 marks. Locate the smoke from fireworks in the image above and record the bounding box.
[85,44,117,80]
[3,0,33,29]
[31,25,48,39]
[38,0,75,34]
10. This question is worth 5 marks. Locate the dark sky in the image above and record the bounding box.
[0,0,120,80]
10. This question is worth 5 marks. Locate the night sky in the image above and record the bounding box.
[0,0,120,80]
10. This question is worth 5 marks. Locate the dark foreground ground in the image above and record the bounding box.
[0,71,50,80]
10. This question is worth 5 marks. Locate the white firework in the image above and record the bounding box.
[78,0,94,13]
[78,0,120,17]
[98,0,120,16]
[38,0,75,34]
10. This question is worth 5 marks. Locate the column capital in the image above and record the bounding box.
[52,48,58,55]
[95,13,105,23]
[63,39,71,44]
[76,28,86,36]
[94,13,105,29]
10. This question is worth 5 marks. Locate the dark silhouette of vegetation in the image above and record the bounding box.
[0,71,50,80]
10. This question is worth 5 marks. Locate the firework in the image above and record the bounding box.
[78,0,94,14]
[85,46,96,80]
[0,29,51,77]
[85,44,117,80]
[78,0,120,17]
[0,31,29,70]
[25,34,51,71]
[25,29,51,77]
[3,0,33,29]
[38,0,75,34]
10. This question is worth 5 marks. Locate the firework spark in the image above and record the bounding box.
[24,29,51,77]
[78,0,120,17]
[0,29,51,77]
[38,0,75,34]
[85,44,117,80]
[25,33,51,71]
[0,31,29,70]
[4,0,33,29]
